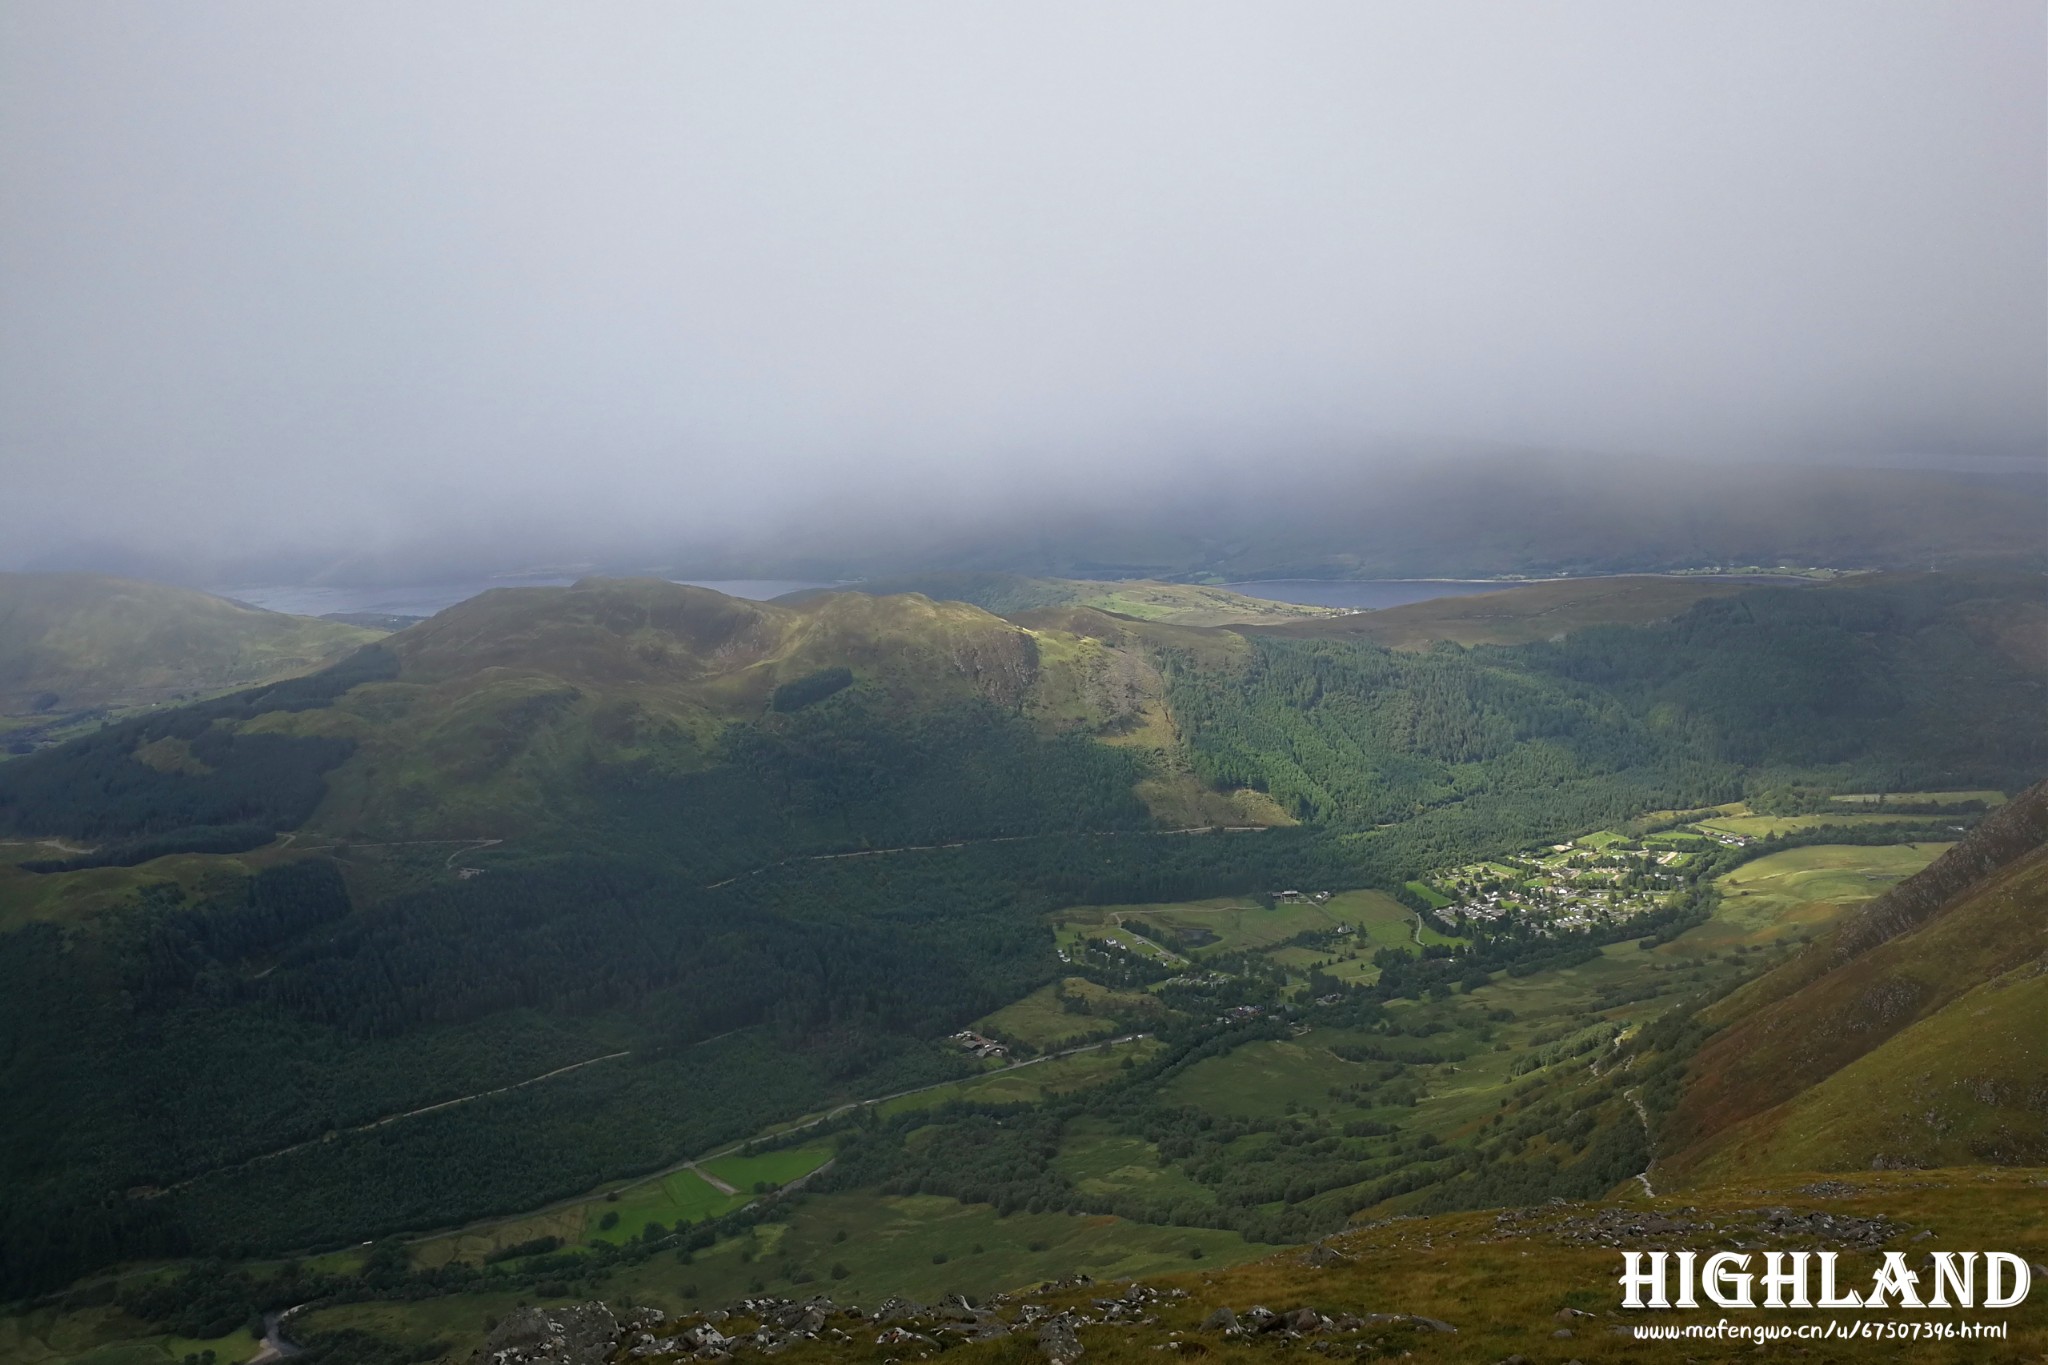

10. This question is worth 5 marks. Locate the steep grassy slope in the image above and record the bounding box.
[783,573,1340,627]
[1658,782,2048,1183]
[0,572,376,724]
[1685,951,2048,1178]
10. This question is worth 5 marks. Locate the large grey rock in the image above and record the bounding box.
[483,1304,622,1365]
[1036,1314,1084,1365]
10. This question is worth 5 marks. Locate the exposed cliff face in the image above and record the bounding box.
[1657,780,2048,1181]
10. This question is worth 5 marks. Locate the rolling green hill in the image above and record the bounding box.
[0,573,378,747]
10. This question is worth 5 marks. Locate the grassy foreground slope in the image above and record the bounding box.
[1658,781,2048,1184]
[0,573,376,736]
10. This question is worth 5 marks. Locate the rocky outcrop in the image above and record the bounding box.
[483,1303,624,1365]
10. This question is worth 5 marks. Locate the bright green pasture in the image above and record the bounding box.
[1335,890,1461,950]
[595,1167,747,1244]
[701,1145,832,1194]
[1706,843,1947,946]
[1402,880,1451,908]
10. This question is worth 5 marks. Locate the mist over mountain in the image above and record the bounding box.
[15,449,2045,592]
[4,3,2042,583]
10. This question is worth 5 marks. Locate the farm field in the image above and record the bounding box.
[0,1306,260,1365]
[875,1035,1158,1117]
[1693,811,1949,838]
[1155,1037,1394,1123]
[702,1146,835,1195]
[408,1144,834,1267]
[974,977,1157,1051]
[1058,888,1445,961]
[1707,842,1948,945]
[1052,1120,1219,1208]
[1831,789,2005,806]
[580,1167,745,1248]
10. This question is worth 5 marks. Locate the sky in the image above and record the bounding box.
[1,2,2042,579]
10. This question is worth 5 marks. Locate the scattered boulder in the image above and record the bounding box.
[870,1297,925,1324]
[483,1303,622,1365]
[873,1326,931,1347]
[1199,1307,1238,1333]
[1037,1313,1084,1365]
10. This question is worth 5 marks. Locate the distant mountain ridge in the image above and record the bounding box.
[659,454,2048,583]
[0,573,378,738]
[777,574,1339,627]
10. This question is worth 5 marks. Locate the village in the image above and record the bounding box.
[1416,835,1688,933]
